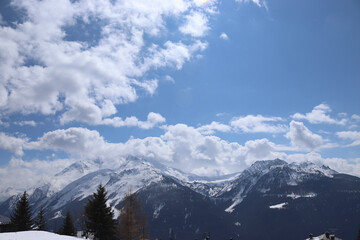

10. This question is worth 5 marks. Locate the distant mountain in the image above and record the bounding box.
[215,160,360,240]
[1,157,359,240]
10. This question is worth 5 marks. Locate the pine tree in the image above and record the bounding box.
[60,211,76,236]
[10,191,33,231]
[118,190,148,240]
[36,207,46,231]
[84,184,116,240]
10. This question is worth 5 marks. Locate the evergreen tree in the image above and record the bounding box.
[118,190,148,240]
[84,184,116,240]
[10,191,33,231]
[36,207,46,231]
[60,211,76,236]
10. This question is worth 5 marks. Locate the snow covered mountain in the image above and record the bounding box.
[1,158,359,240]
[215,159,338,213]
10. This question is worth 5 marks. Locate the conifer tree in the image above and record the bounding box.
[36,207,46,231]
[118,190,148,240]
[60,211,76,236]
[10,191,33,231]
[84,184,116,240]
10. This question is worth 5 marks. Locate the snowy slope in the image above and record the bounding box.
[217,159,338,212]
[0,231,81,240]
[43,157,164,218]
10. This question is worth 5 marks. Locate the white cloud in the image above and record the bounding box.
[13,121,37,127]
[2,121,360,195]
[216,112,226,117]
[292,104,347,125]
[0,0,214,125]
[0,132,27,156]
[219,32,229,40]
[337,131,360,147]
[179,11,210,37]
[286,152,360,177]
[0,119,10,127]
[12,124,284,177]
[0,157,74,200]
[164,75,175,83]
[352,114,360,121]
[235,0,267,8]
[230,115,287,133]
[285,121,323,151]
[101,112,166,129]
[158,124,282,174]
[197,121,231,134]
[25,127,113,158]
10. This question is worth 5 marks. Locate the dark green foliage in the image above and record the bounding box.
[118,191,148,240]
[36,207,46,231]
[84,184,116,240]
[60,211,76,236]
[357,225,360,240]
[10,191,33,231]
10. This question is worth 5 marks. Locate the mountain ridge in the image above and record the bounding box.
[1,157,359,240]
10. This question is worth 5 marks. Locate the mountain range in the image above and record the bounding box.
[1,157,359,240]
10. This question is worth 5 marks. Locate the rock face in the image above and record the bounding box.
[1,158,360,240]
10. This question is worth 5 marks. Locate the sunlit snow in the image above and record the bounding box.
[0,231,81,240]
[269,202,288,209]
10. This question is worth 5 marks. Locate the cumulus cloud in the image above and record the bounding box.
[2,122,360,195]
[285,121,323,151]
[25,127,112,158]
[197,121,231,135]
[0,132,26,156]
[337,131,360,147]
[179,11,210,37]
[219,32,229,40]
[9,124,284,177]
[0,0,214,125]
[230,115,287,133]
[101,112,166,129]
[292,104,347,125]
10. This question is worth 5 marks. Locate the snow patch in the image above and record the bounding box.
[234,222,241,227]
[287,192,316,199]
[269,202,288,209]
[0,231,80,239]
[153,203,165,219]
[225,197,243,213]
[51,211,63,220]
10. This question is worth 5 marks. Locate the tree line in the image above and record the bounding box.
[6,184,148,240]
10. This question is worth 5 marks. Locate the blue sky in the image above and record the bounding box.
[0,0,359,195]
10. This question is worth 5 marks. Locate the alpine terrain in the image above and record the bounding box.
[1,158,359,240]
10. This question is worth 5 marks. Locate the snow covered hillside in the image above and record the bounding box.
[0,231,80,240]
